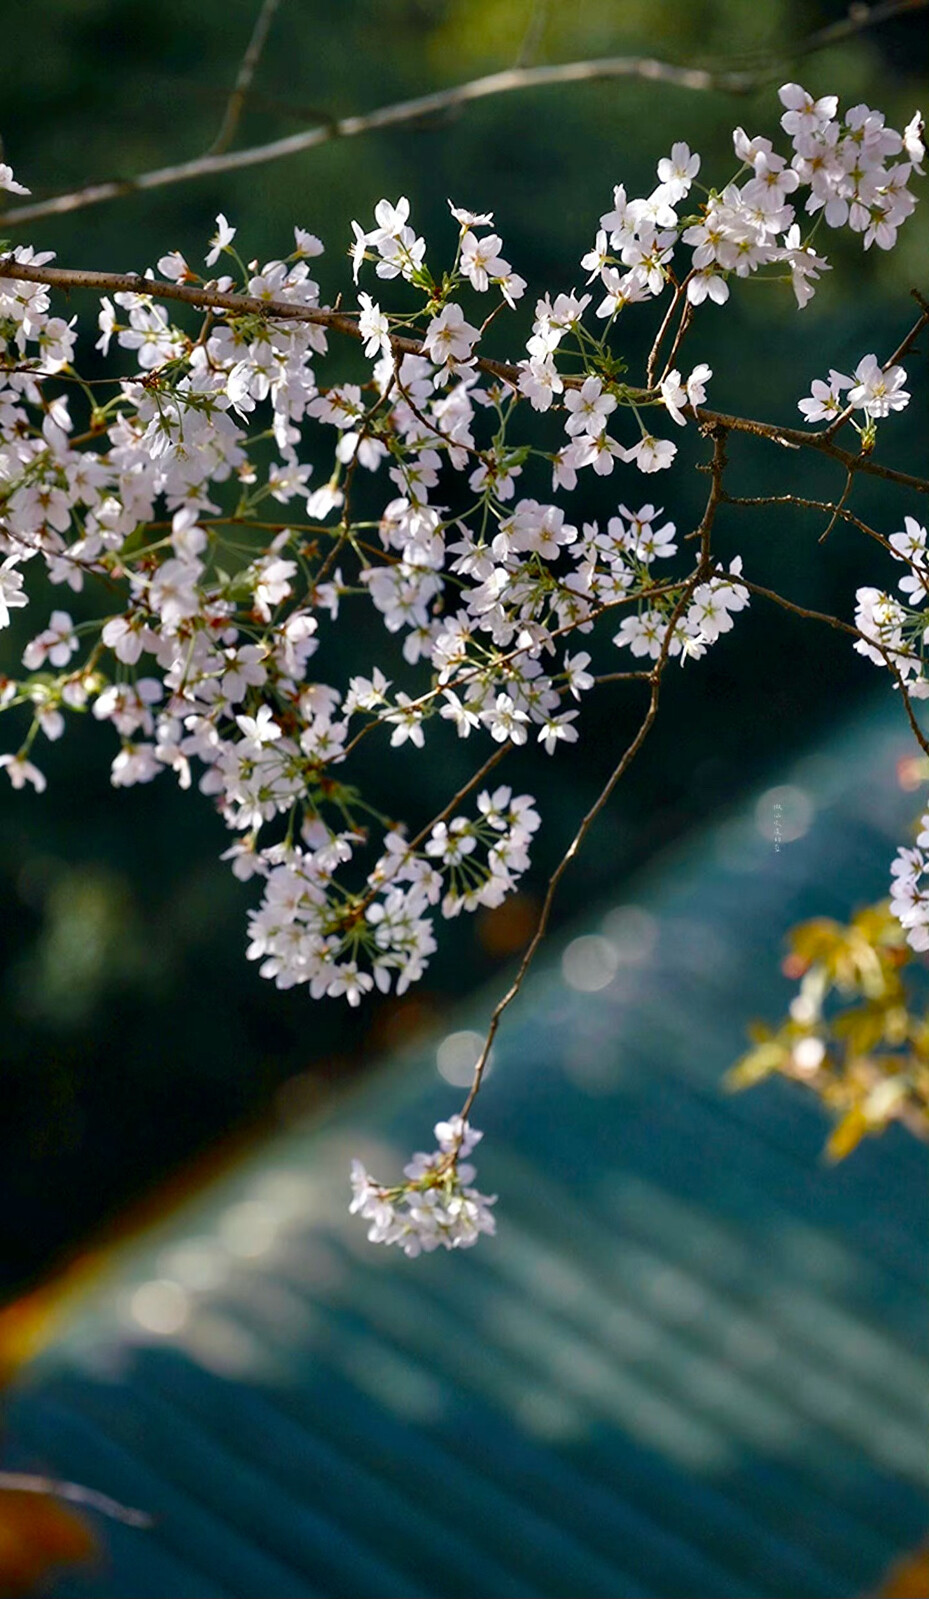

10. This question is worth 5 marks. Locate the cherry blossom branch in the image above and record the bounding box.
[0,260,397,349]
[693,402,929,497]
[692,298,929,489]
[206,0,284,157]
[407,747,510,854]
[0,258,538,401]
[3,258,926,500]
[0,74,926,1255]
[337,574,692,764]
[0,1471,152,1529]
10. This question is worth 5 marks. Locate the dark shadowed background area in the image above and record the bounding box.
[0,0,926,1296]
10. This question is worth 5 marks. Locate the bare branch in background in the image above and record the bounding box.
[0,1472,152,1529]
[2,0,925,230]
[207,0,283,157]
[769,0,927,62]
[515,0,551,69]
[0,60,753,230]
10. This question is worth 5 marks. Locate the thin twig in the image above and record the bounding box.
[818,469,854,543]
[346,745,511,925]
[739,574,861,637]
[657,300,695,391]
[458,675,660,1123]
[457,458,725,1126]
[316,370,400,586]
[739,574,929,757]
[821,294,929,444]
[780,0,928,64]
[392,351,486,463]
[408,746,510,854]
[893,667,929,759]
[207,0,283,157]
[515,0,551,68]
[721,491,892,554]
[0,1471,152,1529]
[348,574,690,743]
[646,278,683,392]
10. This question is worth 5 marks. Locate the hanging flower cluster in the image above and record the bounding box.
[0,83,924,1247]
[350,1116,496,1257]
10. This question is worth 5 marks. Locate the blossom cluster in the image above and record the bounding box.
[853,519,929,697]
[857,516,929,959]
[349,1117,496,1256]
[0,84,924,1250]
[798,353,910,430]
[890,810,929,953]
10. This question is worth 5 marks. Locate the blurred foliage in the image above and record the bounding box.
[0,1485,95,1596]
[731,895,929,1158]
[0,0,926,1294]
[876,1541,929,1597]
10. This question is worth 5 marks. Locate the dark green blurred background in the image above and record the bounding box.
[0,0,925,1297]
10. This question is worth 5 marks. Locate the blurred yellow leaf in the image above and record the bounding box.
[825,1106,870,1162]
[726,1040,784,1088]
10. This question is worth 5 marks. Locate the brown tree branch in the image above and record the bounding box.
[693,401,929,497]
[3,258,927,503]
[721,490,894,554]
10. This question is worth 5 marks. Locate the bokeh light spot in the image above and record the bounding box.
[562,934,619,992]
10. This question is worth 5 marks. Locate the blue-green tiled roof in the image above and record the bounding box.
[5,702,928,1597]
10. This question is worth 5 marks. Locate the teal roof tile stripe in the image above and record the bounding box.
[5,699,928,1597]
[130,1353,537,1599]
[10,1400,322,1596]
